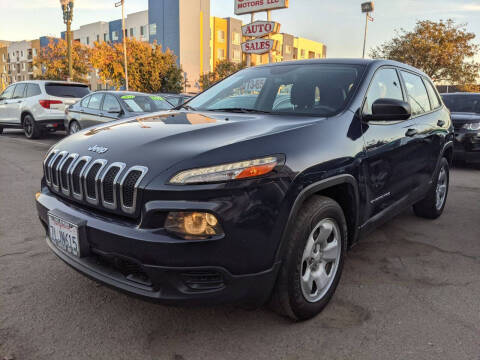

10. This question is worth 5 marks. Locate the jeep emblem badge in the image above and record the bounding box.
[88,145,109,154]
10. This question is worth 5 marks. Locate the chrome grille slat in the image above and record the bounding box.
[84,159,108,205]
[43,152,147,215]
[119,166,149,214]
[100,162,126,210]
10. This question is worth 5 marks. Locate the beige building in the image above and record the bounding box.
[5,40,40,83]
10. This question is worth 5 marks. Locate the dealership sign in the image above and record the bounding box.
[235,0,289,15]
[242,21,280,38]
[241,39,276,54]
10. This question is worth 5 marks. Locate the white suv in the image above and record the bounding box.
[0,80,90,139]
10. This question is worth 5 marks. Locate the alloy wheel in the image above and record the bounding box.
[435,166,448,210]
[24,118,33,137]
[300,218,341,303]
[70,122,80,135]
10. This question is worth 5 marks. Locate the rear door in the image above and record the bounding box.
[100,94,122,123]
[8,83,27,124]
[81,92,104,128]
[361,67,421,221]
[0,85,16,123]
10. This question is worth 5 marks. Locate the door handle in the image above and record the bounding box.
[405,128,418,137]
[437,120,445,127]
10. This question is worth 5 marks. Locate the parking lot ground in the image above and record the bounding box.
[1,129,479,360]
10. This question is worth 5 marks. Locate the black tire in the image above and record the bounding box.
[23,114,41,139]
[69,120,81,135]
[413,157,449,219]
[270,196,348,321]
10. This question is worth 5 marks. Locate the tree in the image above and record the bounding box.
[34,39,91,82]
[90,38,183,93]
[370,19,480,84]
[200,59,246,91]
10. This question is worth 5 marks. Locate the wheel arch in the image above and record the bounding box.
[275,174,360,263]
[442,141,454,166]
[20,111,34,126]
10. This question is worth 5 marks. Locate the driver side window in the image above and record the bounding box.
[364,68,404,116]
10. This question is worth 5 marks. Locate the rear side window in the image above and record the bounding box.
[400,71,431,116]
[364,68,404,116]
[424,80,441,109]
[102,94,121,112]
[45,83,90,98]
[25,84,41,98]
[12,84,27,99]
[87,93,103,110]
[1,85,16,100]
[80,96,91,108]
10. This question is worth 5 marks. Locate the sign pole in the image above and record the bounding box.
[247,13,254,67]
[267,10,272,63]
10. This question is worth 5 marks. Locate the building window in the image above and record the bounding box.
[149,23,157,36]
[233,49,241,61]
[86,36,90,45]
[130,28,134,37]
[285,45,292,54]
[301,49,306,58]
[104,33,108,42]
[217,30,225,43]
[22,63,26,70]
[232,32,241,45]
[217,48,225,60]
[124,29,128,38]
[112,31,119,41]
[308,51,315,59]
[96,34,100,42]
[33,48,37,56]
[21,50,24,58]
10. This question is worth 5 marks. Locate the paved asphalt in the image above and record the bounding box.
[1,129,479,360]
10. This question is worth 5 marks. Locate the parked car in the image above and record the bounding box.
[36,59,453,321]
[65,91,174,135]
[0,80,90,139]
[441,92,480,163]
[157,93,192,107]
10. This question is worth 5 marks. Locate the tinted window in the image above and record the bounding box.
[120,94,173,113]
[80,96,91,108]
[25,84,41,98]
[45,83,90,98]
[87,93,103,110]
[364,68,404,116]
[0,85,16,100]
[441,94,480,113]
[424,80,441,109]
[12,83,27,99]
[401,71,431,115]
[187,64,365,117]
[102,94,121,112]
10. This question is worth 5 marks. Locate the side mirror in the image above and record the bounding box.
[364,98,412,121]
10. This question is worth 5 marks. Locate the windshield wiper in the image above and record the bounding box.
[176,104,196,111]
[206,108,271,114]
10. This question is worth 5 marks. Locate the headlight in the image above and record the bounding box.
[463,122,480,131]
[165,212,223,239]
[169,156,279,184]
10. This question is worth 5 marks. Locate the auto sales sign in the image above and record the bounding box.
[242,21,280,38]
[241,38,276,54]
[235,0,289,15]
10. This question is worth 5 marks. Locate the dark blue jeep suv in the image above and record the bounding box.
[36,59,453,320]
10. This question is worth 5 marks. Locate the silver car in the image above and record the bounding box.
[0,80,90,139]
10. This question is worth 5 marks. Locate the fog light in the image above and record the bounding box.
[165,212,223,239]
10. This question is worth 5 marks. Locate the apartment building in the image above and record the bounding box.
[5,40,40,83]
[210,17,243,70]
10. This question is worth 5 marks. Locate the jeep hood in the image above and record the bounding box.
[52,110,320,173]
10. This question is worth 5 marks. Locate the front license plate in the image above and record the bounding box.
[48,213,80,257]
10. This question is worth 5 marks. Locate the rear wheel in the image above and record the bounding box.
[23,114,41,139]
[413,157,449,219]
[270,196,347,321]
[69,120,81,135]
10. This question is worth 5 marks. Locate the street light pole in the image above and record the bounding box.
[115,0,129,91]
[60,0,74,81]
[361,2,374,59]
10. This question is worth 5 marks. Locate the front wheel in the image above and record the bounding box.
[23,115,41,139]
[413,157,449,219]
[69,120,81,135]
[270,196,347,321]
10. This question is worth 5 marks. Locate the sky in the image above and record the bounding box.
[1,0,480,58]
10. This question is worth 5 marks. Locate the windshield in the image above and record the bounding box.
[187,63,365,117]
[442,94,480,113]
[120,94,173,113]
